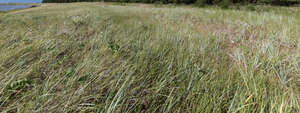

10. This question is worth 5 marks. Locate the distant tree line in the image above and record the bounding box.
[42,0,300,6]
[42,0,196,3]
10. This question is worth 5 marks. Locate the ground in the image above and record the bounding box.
[0,2,300,113]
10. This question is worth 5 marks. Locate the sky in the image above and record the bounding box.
[0,0,42,3]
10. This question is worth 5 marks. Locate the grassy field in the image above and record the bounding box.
[0,2,300,112]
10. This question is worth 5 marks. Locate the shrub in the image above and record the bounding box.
[195,0,207,7]
[219,0,231,9]
[246,5,256,11]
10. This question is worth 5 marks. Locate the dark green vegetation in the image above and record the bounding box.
[0,3,300,113]
[42,0,300,6]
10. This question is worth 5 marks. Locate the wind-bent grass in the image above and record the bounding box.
[0,3,300,113]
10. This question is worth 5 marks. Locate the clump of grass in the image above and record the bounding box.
[0,3,299,113]
[107,39,120,53]
[7,79,33,91]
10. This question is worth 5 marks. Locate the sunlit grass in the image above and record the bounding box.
[0,3,299,112]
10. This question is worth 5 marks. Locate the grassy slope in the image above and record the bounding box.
[0,3,300,112]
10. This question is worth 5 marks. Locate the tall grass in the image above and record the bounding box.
[0,3,299,112]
